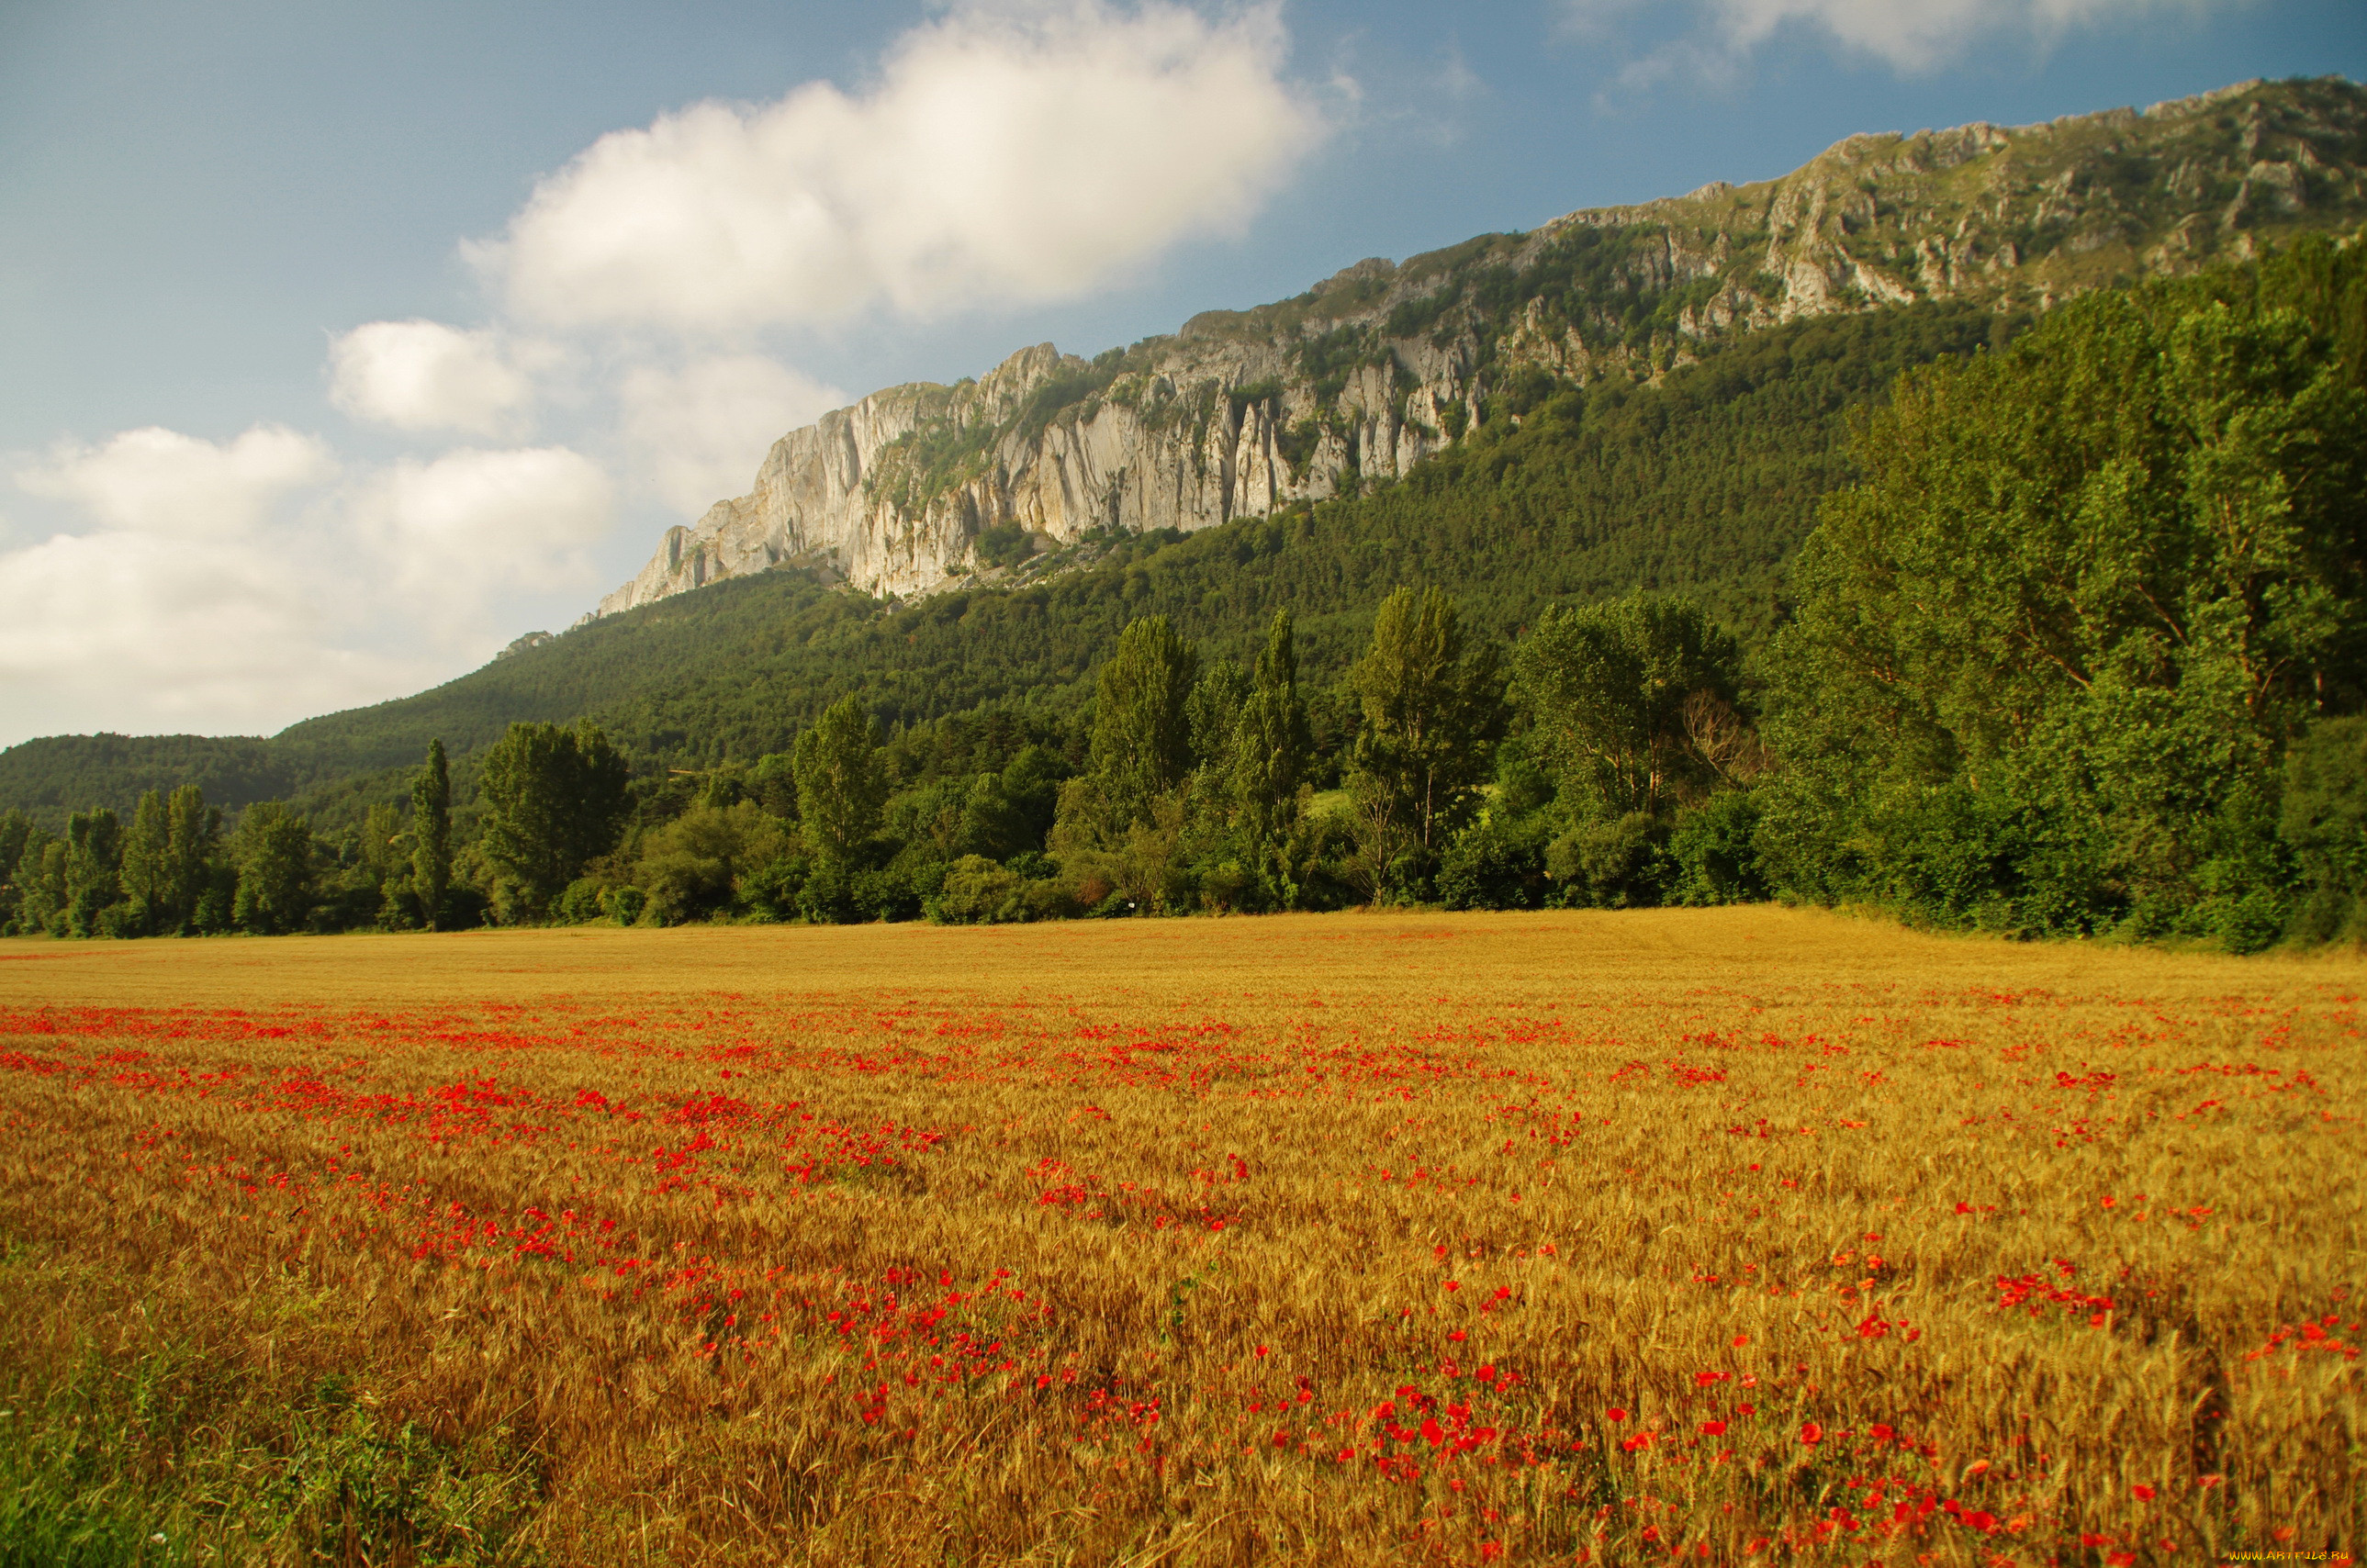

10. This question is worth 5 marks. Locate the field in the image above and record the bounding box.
[0,908,2358,1567]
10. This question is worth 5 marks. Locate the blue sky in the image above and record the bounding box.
[1,0,2360,746]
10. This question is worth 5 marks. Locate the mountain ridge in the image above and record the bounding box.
[588,74,2367,618]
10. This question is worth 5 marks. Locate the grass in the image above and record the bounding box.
[0,906,2358,1564]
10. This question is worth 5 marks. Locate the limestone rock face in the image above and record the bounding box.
[587,75,2367,622]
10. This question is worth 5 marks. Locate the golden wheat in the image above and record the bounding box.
[0,907,2357,1566]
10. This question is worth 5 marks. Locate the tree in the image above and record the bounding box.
[21,837,69,935]
[1345,588,1504,896]
[1088,616,1199,831]
[0,811,35,934]
[411,739,453,930]
[231,803,314,935]
[62,807,127,936]
[792,696,888,867]
[164,784,220,935]
[1763,243,2367,946]
[1231,609,1311,878]
[1516,593,1742,818]
[120,790,171,935]
[479,722,631,920]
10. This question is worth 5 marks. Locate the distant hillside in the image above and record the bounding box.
[0,300,2013,829]
[5,74,2363,832]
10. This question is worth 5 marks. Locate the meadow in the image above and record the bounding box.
[0,907,2357,1567]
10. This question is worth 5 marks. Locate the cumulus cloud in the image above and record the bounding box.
[1568,0,2222,73]
[0,530,425,738]
[0,430,614,744]
[362,446,615,610]
[328,319,537,437]
[0,430,424,740]
[16,424,336,540]
[617,355,847,514]
[475,0,1326,332]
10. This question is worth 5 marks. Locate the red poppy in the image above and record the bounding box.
[1607,1406,1627,1423]
[1799,1422,1823,1446]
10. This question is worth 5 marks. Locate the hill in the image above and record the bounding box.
[4,74,2363,829]
[591,73,2367,613]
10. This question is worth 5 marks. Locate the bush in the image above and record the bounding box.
[934,857,1021,924]
[1438,818,1548,910]
[798,863,856,924]
[1546,812,1669,908]
[1668,790,1767,906]
[2283,714,2367,943]
[851,865,923,922]
[738,857,805,923]
[555,878,609,925]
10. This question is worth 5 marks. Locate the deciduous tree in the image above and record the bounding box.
[1346,588,1503,896]
[791,697,887,867]
[479,722,631,919]
[411,739,453,929]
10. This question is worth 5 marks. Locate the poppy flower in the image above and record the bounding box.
[1799,1422,1823,1446]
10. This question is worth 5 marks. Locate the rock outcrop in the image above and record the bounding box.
[588,75,2367,622]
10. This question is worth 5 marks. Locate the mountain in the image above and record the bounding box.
[5,75,2364,832]
[590,75,2367,616]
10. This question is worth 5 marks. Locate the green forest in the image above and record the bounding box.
[0,298,2011,825]
[6,235,2365,950]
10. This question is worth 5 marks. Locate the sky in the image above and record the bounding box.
[1,0,2360,748]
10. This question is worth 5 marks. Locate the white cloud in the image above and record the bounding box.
[0,431,616,745]
[1569,0,2221,73]
[617,354,847,514]
[363,446,615,610]
[0,520,427,741]
[2,424,366,739]
[16,424,336,540]
[476,0,1327,333]
[328,319,537,437]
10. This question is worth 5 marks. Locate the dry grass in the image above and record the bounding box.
[0,906,2358,1566]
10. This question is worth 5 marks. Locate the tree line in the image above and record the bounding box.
[6,234,2363,947]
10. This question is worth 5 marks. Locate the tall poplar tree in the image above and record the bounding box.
[791,696,888,866]
[1346,588,1503,895]
[163,784,219,935]
[1232,608,1311,872]
[62,807,126,936]
[411,738,453,931]
[120,790,171,935]
[231,803,314,935]
[1088,616,1199,831]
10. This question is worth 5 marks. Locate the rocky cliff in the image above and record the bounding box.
[589,75,2367,621]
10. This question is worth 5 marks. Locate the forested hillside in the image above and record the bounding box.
[0,300,2008,830]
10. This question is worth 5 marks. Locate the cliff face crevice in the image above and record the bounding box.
[588,75,2367,622]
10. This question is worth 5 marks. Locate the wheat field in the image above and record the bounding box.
[0,907,2357,1566]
